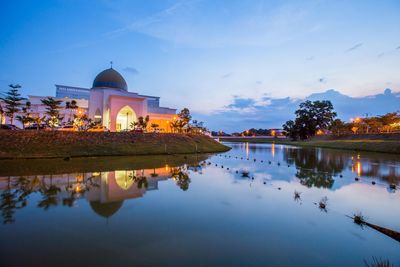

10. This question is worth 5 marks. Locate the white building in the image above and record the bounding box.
[2,67,177,132]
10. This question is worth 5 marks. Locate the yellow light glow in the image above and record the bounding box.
[357,161,361,177]
[271,143,275,158]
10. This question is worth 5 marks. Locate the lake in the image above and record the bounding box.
[0,142,399,267]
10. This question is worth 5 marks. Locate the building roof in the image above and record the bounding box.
[92,68,128,91]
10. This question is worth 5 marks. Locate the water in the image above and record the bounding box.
[0,143,399,267]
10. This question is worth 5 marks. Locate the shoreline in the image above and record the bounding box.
[219,137,400,154]
[0,131,230,159]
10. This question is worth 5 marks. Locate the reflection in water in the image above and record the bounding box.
[0,166,193,223]
[0,145,400,266]
[283,147,345,188]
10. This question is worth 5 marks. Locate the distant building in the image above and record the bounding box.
[55,85,90,100]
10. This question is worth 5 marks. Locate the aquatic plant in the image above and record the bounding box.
[240,170,250,177]
[353,212,366,225]
[319,196,328,210]
[294,190,301,201]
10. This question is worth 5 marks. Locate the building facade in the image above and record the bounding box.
[2,67,177,132]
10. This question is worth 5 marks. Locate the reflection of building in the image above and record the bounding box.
[3,66,177,132]
[0,167,172,219]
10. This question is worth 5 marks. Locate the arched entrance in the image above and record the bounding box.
[116,106,137,131]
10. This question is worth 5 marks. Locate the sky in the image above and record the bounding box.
[0,0,399,132]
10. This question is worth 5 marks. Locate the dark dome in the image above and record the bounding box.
[90,200,124,218]
[92,68,128,91]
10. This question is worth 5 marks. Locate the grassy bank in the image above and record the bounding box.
[219,136,400,154]
[0,154,210,176]
[0,131,230,159]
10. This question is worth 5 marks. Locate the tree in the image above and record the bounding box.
[130,115,150,131]
[0,84,26,125]
[65,100,79,124]
[150,123,159,132]
[282,120,298,140]
[283,100,337,140]
[172,108,192,133]
[31,115,46,130]
[379,112,399,133]
[178,108,191,124]
[16,101,32,129]
[41,97,63,129]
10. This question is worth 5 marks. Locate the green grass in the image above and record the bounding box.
[220,137,400,154]
[0,154,211,176]
[0,131,230,159]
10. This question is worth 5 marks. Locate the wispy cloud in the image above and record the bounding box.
[221,72,232,79]
[305,56,314,61]
[104,1,321,47]
[319,77,327,83]
[123,67,139,75]
[377,52,384,58]
[346,43,363,52]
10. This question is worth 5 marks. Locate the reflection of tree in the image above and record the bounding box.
[171,167,190,191]
[134,175,148,189]
[0,176,39,224]
[38,181,61,210]
[1,189,18,224]
[283,148,346,189]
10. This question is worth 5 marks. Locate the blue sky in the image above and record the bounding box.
[1,0,399,131]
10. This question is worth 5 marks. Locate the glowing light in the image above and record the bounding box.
[357,161,362,176]
[271,143,275,158]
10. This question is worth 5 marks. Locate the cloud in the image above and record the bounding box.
[194,88,400,132]
[396,46,400,50]
[104,1,322,47]
[377,52,384,58]
[221,72,232,79]
[226,96,255,109]
[123,67,139,75]
[256,81,263,85]
[305,56,314,61]
[346,43,363,52]
[319,77,327,83]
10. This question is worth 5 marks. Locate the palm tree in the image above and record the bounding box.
[150,123,159,132]
[15,101,32,129]
[65,100,79,123]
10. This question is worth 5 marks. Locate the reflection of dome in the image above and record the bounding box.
[115,170,135,190]
[89,201,124,218]
[92,68,128,91]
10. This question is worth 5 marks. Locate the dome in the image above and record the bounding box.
[90,200,124,218]
[92,68,128,91]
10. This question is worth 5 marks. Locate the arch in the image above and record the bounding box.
[116,105,137,132]
[115,170,136,190]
